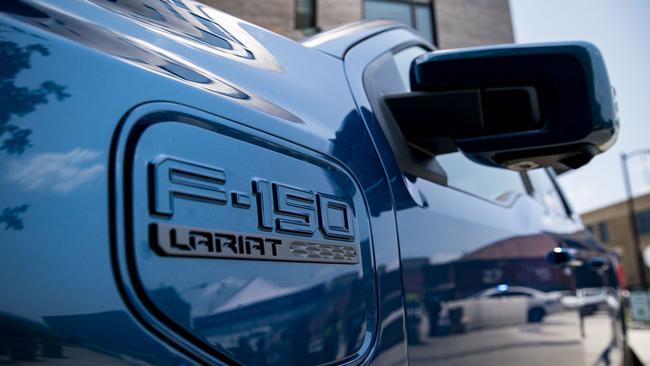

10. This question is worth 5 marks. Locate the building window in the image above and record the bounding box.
[636,209,650,234]
[598,221,609,243]
[363,0,436,45]
[296,0,316,31]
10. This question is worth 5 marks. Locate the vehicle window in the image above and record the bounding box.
[490,291,532,298]
[526,168,568,217]
[394,46,427,89]
[392,47,528,205]
[436,154,528,204]
[502,292,532,298]
[507,292,533,297]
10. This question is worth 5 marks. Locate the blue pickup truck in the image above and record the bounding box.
[0,1,635,365]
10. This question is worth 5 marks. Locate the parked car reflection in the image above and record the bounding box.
[400,226,627,365]
[403,233,571,337]
[402,231,621,344]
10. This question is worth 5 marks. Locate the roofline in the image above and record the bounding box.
[581,191,650,218]
[302,20,413,59]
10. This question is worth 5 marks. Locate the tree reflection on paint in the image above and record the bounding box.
[0,204,29,230]
[0,40,69,155]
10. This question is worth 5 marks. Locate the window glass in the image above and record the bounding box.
[295,0,316,30]
[636,209,650,234]
[437,154,528,204]
[394,46,427,89]
[509,292,533,297]
[598,221,610,242]
[526,168,568,217]
[490,292,532,298]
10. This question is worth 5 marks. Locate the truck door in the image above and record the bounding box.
[344,28,621,365]
[526,169,625,365]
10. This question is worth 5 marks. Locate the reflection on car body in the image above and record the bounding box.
[0,0,631,365]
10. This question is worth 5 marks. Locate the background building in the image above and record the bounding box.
[201,0,514,48]
[582,192,650,288]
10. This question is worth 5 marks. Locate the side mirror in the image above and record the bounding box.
[385,42,618,171]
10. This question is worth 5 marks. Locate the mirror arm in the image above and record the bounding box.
[384,90,483,155]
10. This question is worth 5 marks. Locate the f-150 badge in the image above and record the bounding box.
[148,157,359,264]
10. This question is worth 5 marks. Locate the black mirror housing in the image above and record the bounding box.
[385,42,619,171]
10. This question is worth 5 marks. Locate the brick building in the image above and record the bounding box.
[582,193,650,288]
[200,0,514,49]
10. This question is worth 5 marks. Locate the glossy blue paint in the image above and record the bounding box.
[0,0,408,364]
[0,0,625,365]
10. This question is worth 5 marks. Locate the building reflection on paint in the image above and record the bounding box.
[401,232,622,355]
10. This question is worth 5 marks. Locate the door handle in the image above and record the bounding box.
[546,247,583,267]
[588,257,609,272]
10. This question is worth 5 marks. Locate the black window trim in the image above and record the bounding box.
[547,168,575,217]
[523,168,574,219]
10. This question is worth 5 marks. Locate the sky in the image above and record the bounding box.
[509,0,650,214]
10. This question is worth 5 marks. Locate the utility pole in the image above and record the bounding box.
[621,150,650,291]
